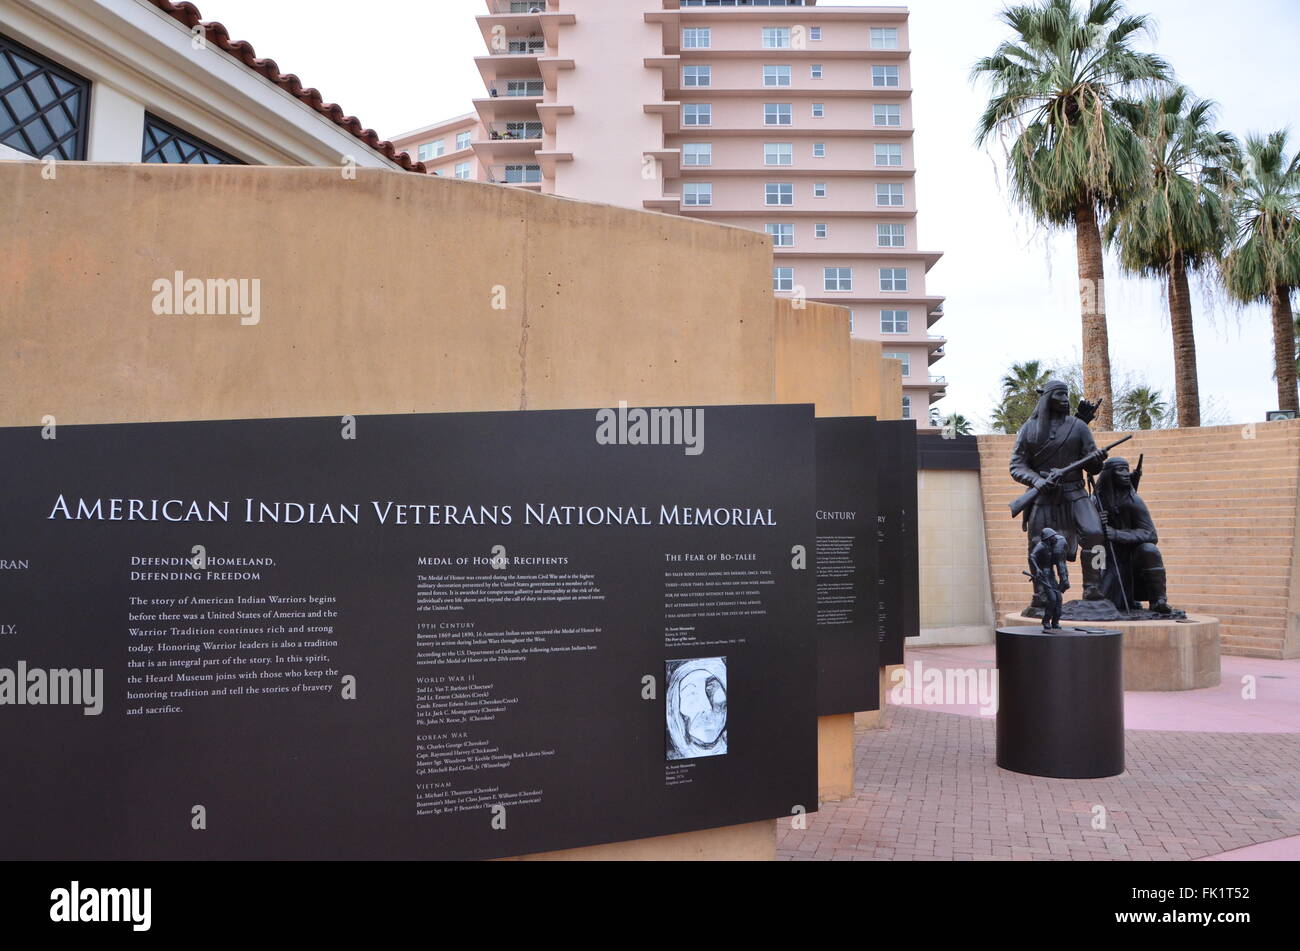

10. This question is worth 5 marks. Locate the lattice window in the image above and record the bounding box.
[0,34,90,160]
[142,114,242,165]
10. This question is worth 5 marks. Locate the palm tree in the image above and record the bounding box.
[991,360,1054,432]
[1218,131,1300,414]
[1105,87,1234,428]
[973,0,1171,430]
[941,413,975,436]
[1114,384,1168,429]
[1000,359,1054,404]
[990,403,1027,434]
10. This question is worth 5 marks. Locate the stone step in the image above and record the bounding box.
[979,468,1300,483]
[988,566,1293,582]
[1220,632,1288,650]
[991,584,1291,606]
[1219,643,1287,659]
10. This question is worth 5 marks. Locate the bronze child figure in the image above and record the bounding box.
[1026,527,1069,630]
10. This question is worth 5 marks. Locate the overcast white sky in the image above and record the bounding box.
[195,0,1300,428]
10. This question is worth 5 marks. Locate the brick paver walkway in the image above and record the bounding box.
[777,706,1300,860]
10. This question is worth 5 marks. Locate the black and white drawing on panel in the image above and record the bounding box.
[665,657,728,760]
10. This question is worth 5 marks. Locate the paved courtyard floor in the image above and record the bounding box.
[777,646,1300,861]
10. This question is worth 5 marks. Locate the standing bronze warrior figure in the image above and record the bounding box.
[1009,380,1110,609]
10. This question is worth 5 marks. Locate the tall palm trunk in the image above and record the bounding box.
[1271,286,1299,413]
[1075,198,1114,429]
[1167,253,1201,427]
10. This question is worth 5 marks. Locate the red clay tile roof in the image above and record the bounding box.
[145,0,426,172]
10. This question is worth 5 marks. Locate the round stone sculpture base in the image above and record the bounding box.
[996,626,1124,779]
[1004,613,1220,691]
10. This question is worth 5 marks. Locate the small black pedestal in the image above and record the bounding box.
[996,626,1124,779]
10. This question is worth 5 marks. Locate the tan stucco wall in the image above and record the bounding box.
[1,162,900,858]
[915,469,995,645]
[1,163,779,425]
[978,422,1300,659]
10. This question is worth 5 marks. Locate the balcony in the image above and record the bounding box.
[473,95,543,126]
[486,0,547,12]
[476,55,547,88]
[481,78,546,98]
[485,163,544,188]
[488,36,546,56]
[484,121,543,140]
[478,4,575,47]
[475,122,544,159]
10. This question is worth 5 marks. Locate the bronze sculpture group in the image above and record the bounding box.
[1009,380,1180,629]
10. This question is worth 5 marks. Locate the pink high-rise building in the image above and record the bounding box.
[392,0,946,423]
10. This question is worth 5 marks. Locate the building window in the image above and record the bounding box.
[683,65,712,87]
[871,27,899,50]
[773,267,794,292]
[509,1,543,11]
[683,142,712,166]
[508,38,545,54]
[418,139,445,162]
[505,80,544,96]
[810,27,823,41]
[812,142,826,158]
[0,33,91,160]
[872,65,901,88]
[875,143,903,166]
[763,65,792,87]
[881,309,909,333]
[456,131,472,150]
[815,223,828,239]
[878,223,906,248]
[683,28,711,49]
[764,103,792,126]
[811,102,825,118]
[824,267,853,292]
[683,182,713,206]
[454,162,472,180]
[765,182,793,205]
[766,223,794,247]
[762,27,791,49]
[503,164,542,183]
[880,267,908,292]
[873,104,902,127]
[810,64,823,79]
[884,351,911,376]
[764,142,793,166]
[902,395,912,419]
[877,183,905,206]
[683,103,712,126]
[813,182,827,198]
[141,114,241,165]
